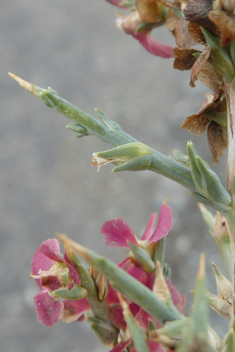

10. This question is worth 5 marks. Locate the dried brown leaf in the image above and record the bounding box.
[184,0,218,36]
[181,114,210,134]
[198,61,223,92]
[190,46,211,87]
[173,47,198,70]
[207,121,227,164]
[135,0,162,23]
[175,18,198,48]
[165,7,180,32]
[209,10,235,46]
[188,22,206,44]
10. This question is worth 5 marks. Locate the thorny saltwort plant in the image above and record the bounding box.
[9,0,235,351]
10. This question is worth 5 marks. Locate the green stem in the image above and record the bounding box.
[224,209,235,287]
[225,79,235,197]
[224,79,235,325]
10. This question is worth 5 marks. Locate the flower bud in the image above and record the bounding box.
[187,141,231,205]
[66,123,88,137]
[92,142,152,172]
[212,262,233,304]
[207,290,232,319]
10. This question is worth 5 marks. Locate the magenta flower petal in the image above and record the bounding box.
[127,264,148,286]
[106,284,120,305]
[61,298,90,323]
[147,340,166,352]
[141,213,157,240]
[39,275,62,291]
[166,279,186,314]
[109,306,126,331]
[135,32,174,58]
[39,242,64,263]
[148,203,173,244]
[134,308,159,330]
[109,338,132,352]
[101,218,137,248]
[34,291,63,326]
[31,239,62,287]
[64,251,81,285]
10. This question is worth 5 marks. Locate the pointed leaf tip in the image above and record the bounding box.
[8,72,35,93]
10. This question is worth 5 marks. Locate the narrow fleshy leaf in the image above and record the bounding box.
[200,27,235,79]
[119,295,151,352]
[176,254,210,352]
[51,283,88,300]
[9,73,198,194]
[59,235,183,323]
[101,218,137,248]
[128,242,155,272]
[131,340,165,352]
[195,156,231,205]
[34,291,63,326]
[88,316,119,345]
[222,328,235,352]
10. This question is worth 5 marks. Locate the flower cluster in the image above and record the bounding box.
[31,201,186,351]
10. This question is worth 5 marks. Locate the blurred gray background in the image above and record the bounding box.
[1,1,228,351]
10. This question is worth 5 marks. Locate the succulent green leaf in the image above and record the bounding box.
[128,242,155,272]
[87,316,118,345]
[230,40,235,68]
[153,237,166,265]
[173,149,190,168]
[120,299,150,352]
[51,283,88,300]
[176,254,211,352]
[195,156,231,205]
[66,122,88,134]
[200,27,235,81]
[187,141,231,205]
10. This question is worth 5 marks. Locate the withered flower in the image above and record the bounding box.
[183,0,235,46]
[183,0,218,36]
[209,0,235,46]
[181,88,227,164]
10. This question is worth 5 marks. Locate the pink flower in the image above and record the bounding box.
[116,12,174,58]
[31,231,185,352]
[31,239,86,326]
[101,201,173,248]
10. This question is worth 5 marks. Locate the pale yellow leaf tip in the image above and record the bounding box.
[8,72,34,93]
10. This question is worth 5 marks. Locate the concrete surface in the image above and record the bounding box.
[1,1,228,351]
